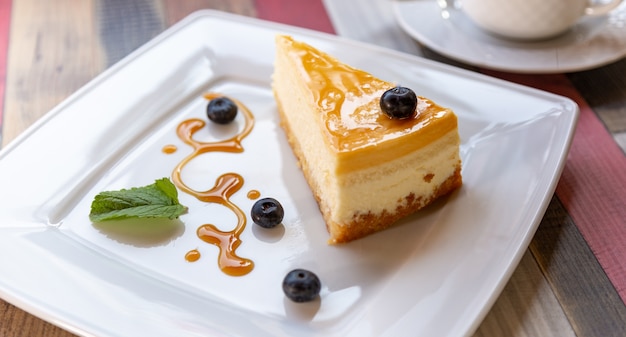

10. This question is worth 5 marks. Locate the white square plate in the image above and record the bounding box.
[0,10,577,337]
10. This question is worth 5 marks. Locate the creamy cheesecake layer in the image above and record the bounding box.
[273,38,335,203]
[330,130,461,223]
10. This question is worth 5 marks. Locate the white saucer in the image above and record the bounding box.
[392,0,626,73]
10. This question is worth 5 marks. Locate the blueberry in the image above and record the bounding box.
[379,86,418,119]
[282,269,321,302]
[206,97,238,124]
[251,197,284,228]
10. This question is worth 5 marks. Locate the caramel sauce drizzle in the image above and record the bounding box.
[192,173,253,276]
[161,144,177,154]
[169,93,255,276]
[185,249,201,262]
[247,189,260,200]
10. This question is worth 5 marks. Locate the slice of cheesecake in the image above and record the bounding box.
[272,35,462,244]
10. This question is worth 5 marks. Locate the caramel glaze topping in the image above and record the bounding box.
[168,93,255,276]
[282,36,458,173]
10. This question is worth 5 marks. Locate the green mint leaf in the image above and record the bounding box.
[89,178,187,222]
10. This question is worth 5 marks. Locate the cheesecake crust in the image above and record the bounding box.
[326,167,462,244]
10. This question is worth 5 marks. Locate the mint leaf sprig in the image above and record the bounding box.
[89,178,187,222]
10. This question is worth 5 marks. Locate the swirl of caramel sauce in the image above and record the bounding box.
[165,93,256,276]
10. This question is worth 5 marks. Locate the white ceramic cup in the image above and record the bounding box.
[462,0,624,40]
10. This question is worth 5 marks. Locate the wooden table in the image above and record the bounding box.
[1,0,624,336]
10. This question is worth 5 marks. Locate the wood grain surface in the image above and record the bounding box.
[2,0,105,146]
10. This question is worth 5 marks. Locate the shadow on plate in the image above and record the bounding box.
[283,296,321,322]
[252,222,286,243]
[92,218,185,247]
